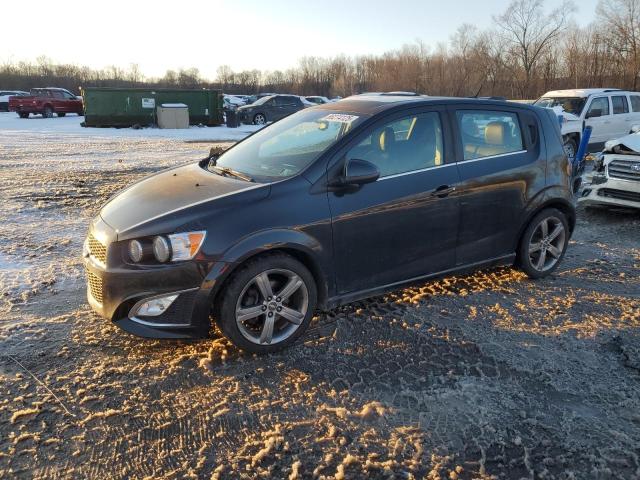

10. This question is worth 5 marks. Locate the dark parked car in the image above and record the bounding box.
[237,94,308,125]
[84,95,575,353]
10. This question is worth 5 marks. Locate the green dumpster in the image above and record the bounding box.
[81,87,223,128]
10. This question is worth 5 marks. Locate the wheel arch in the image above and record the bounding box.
[514,195,576,255]
[207,231,330,311]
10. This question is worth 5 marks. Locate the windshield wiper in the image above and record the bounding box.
[210,165,254,182]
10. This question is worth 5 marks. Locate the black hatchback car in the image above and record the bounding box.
[84,95,575,353]
[237,94,308,125]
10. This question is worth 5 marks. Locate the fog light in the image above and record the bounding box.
[134,294,178,317]
[128,240,144,263]
[591,174,607,185]
[153,236,171,263]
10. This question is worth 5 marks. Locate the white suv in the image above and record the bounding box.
[534,88,640,159]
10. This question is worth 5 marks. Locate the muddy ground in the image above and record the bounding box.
[1,130,639,479]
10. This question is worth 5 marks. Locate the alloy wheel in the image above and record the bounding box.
[235,268,308,345]
[254,114,266,125]
[528,216,566,272]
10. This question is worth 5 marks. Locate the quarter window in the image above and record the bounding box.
[587,97,610,117]
[346,112,444,178]
[612,96,629,114]
[457,111,524,160]
[630,95,640,112]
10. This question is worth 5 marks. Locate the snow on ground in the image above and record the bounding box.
[1,117,640,479]
[0,111,260,141]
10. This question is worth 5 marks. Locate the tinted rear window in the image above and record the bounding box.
[457,111,524,160]
[612,96,629,114]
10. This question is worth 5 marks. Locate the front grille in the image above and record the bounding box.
[88,234,107,264]
[608,159,640,181]
[597,188,640,203]
[87,270,104,304]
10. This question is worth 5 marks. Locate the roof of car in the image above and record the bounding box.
[541,88,631,98]
[316,94,535,115]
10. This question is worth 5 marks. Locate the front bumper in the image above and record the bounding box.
[578,176,640,209]
[83,217,217,339]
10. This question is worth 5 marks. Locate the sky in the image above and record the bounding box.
[0,0,601,80]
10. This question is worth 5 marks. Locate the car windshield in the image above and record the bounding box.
[211,109,368,181]
[534,96,587,116]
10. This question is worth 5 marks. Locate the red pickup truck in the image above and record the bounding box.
[9,88,84,118]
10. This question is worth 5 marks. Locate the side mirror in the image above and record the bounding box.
[331,158,380,187]
[586,109,602,119]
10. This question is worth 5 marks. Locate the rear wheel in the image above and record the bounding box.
[42,106,54,118]
[215,253,317,354]
[18,112,29,119]
[517,208,569,279]
[57,112,66,117]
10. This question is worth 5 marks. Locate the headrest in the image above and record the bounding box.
[379,127,396,152]
[484,122,506,145]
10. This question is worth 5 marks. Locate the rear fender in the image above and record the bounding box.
[513,186,576,251]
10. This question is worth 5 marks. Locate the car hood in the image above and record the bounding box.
[604,131,640,154]
[100,162,266,238]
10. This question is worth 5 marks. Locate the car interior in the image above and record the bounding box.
[347,113,443,177]
[460,112,524,160]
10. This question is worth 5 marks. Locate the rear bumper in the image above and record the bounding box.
[578,177,640,209]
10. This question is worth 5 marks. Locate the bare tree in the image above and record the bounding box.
[495,0,574,97]
[597,0,640,89]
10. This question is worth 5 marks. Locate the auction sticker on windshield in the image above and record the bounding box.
[321,114,359,123]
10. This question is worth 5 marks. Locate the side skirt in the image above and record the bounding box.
[325,253,516,309]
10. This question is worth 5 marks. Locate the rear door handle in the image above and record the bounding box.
[431,185,456,198]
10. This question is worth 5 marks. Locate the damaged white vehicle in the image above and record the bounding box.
[579,129,640,209]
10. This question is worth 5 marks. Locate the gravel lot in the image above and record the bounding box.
[1,116,639,479]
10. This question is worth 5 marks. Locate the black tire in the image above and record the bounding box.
[564,137,577,163]
[253,113,267,125]
[57,112,66,117]
[18,112,29,119]
[214,253,317,354]
[42,106,54,118]
[517,208,569,279]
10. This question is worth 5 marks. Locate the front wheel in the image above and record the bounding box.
[18,112,29,119]
[517,208,569,279]
[215,253,317,354]
[253,113,266,125]
[57,112,66,117]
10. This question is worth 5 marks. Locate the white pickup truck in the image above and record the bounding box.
[533,88,640,160]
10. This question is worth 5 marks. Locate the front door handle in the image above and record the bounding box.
[431,185,456,198]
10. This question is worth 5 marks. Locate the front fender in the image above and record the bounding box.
[202,228,330,307]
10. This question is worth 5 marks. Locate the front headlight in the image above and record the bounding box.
[127,231,206,263]
[166,231,206,261]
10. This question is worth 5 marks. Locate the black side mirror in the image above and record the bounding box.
[586,109,602,119]
[331,158,380,187]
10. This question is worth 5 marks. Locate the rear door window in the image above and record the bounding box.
[456,111,524,160]
[612,95,629,114]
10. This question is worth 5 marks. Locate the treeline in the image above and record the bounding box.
[1,0,638,100]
